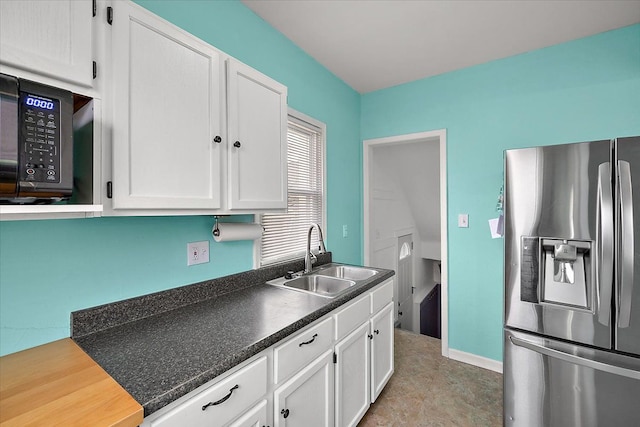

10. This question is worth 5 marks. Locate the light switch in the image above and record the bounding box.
[458,214,469,228]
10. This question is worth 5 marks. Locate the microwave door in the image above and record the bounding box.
[615,136,640,356]
[0,73,19,197]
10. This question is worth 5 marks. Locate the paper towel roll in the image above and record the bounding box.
[213,222,264,242]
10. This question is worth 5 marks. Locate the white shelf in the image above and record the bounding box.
[0,204,103,221]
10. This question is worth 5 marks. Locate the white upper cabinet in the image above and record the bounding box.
[107,1,287,213]
[111,1,223,210]
[0,0,94,87]
[227,59,287,210]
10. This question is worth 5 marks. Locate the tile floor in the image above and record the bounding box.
[359,328,503,426]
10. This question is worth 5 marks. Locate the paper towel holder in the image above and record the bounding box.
[212,215,227,237]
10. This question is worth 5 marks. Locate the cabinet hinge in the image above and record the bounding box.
[107,181,113,199]
[107,6,113,25]
[93,61,97,79]
[333,352,337,364]
[92,0,97,17]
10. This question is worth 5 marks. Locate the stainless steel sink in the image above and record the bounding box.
[313,265,378,281]
[267,273,358,298]
[266,264,379,298]
[280,275,356,297]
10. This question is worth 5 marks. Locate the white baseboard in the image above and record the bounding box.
[448,348,503,374]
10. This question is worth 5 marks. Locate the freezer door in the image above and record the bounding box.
[504,140,612,348]
[615,136,640,355]
[504,329,640,427]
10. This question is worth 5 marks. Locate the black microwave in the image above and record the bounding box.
[0,73,74,203]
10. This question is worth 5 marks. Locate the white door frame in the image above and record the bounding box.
[363,129,448,357]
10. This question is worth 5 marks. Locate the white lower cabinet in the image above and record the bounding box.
[370,302,395,402]
[273,317,334,385]
[333,279,395,426]
[142,278,394,427]
[334,322,370,427]
[228,399,268,427]
[273,350,334,427]
[147,356,268,427]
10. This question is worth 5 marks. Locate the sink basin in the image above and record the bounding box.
[314,265,378,281]
[267,264,380,298]
[282,275,356,297]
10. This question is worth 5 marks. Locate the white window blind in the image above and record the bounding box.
[260,115,324,266]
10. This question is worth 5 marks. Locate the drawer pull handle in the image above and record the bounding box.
[281,408,290,418]
[201,384,239,410]
[299,333,318,347]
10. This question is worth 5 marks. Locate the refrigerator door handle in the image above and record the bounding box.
[597,162,614,326]
[618,160,634,328]
[509,336,640,380]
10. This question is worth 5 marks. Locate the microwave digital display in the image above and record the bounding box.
[24,95,56,110]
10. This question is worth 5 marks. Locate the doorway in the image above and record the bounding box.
[363,129,448,357]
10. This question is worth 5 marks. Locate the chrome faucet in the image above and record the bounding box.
[305,223,327,273]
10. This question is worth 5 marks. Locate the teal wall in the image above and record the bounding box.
[1,1,638,362]
[0,0,361,356]
[361,24,640,361]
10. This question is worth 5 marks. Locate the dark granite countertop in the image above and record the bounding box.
[73,259,394,416]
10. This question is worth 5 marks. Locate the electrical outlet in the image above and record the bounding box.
[342,224,348,238]
[187,241,210,266]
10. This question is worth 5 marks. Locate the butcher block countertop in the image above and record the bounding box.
[0,338,143,427]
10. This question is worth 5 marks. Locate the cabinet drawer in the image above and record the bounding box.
[150,356,267,427]
[371,279,394,314]
[274,317,333,384]
[227,399,267,427]
[334,295,369,341]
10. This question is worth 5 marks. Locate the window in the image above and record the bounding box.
[258,110,325,266]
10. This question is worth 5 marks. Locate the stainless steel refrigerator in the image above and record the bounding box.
[504,137,640,426]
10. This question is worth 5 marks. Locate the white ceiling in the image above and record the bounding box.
[242,0,640,94]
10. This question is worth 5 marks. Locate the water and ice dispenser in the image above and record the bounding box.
[521,237,593,310]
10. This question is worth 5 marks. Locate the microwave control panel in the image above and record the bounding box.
[19,93,62,184]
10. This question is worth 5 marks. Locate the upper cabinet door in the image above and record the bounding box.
[0,0,93,87]
[227,59,287,210]
[111,2,223,210]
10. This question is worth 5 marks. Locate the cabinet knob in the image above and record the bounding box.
[398,311,403,316]
[233,141,241,148]
[213,135,222,143]
[374,329,380,335]
[281,408,290,418]
[368,334,373,340]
